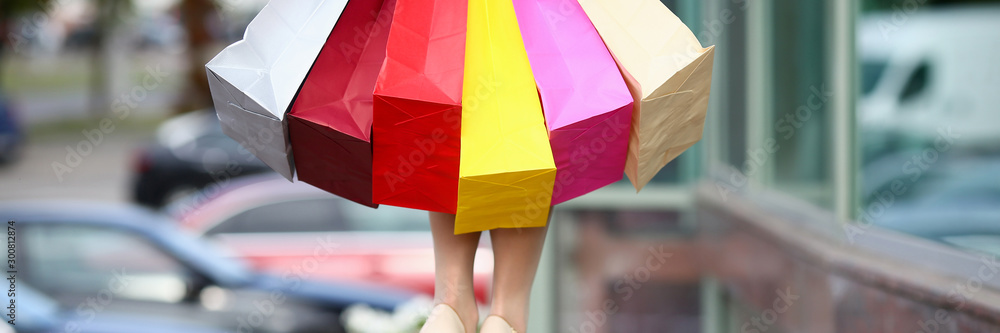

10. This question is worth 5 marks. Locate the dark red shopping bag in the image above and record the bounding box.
[287,0,396,208]
[371,0,467,213]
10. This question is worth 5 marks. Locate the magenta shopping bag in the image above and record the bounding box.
[513,0,634,205]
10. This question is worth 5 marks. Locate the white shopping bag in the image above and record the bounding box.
[206,0,349,180]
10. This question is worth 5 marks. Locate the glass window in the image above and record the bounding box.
[857,2,1000,256]
[720,0,749,170]
[898,62,930,103]
[770,0,832,209]
[23,225,194,303]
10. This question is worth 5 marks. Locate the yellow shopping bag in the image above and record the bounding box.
[454,0,556,234]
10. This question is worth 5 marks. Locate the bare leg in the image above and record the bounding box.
[430,212,481,333]
[575,213,611,333]
[488,219,550,333]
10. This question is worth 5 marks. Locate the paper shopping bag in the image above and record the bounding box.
[577,0,715,191]
[287,0,396,208]
[371,0,467,213]
[454,0,557,234]
[513,0,634,205]
[206,0,349,180]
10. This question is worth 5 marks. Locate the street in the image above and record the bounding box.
[0,131,149,202]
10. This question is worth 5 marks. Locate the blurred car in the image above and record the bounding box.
[168,174,494,303]
[2,201,414,333]
[858,6,1000,161]
[131,109,271,207]
[0,94,24,165]
[8,284,228,333]
[135,13,185,50]
[865,156,1000,255]
[63,23,99,50]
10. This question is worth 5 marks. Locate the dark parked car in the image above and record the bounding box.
[0,94,24,165]
[2,201,414,333]
[131,110,271,207]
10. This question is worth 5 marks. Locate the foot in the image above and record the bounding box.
[481,315,518,333]
[420,304,465,333]
[435,300,477,333]
[434,277,480,332]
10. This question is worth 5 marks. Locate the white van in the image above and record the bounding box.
[858,6,1000,156]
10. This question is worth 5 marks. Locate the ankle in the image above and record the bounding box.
[435,278,479,331]
[487,303,528,333]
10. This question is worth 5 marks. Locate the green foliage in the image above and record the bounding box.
[2,0,133,24]
[93,0,136,27]
[2,0,52,19]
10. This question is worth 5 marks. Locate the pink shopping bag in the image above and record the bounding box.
[513,0,634,205]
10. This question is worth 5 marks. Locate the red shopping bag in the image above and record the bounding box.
[371,0,467,213]
[287,0,396,208]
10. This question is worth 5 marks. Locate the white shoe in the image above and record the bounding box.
[480,315,517,333]
[419,304,466,333]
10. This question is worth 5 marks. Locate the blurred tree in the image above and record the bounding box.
[89,0,133,116]
[0,0,53,92]
[1,0,134,116]
[177,0,219,114]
